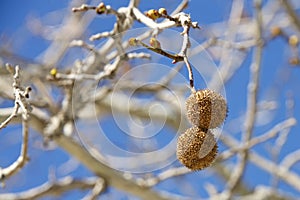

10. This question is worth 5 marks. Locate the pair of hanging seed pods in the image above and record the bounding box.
[176,89,228,170]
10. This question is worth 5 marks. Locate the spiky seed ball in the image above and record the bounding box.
[176,127,218,170]
[186,89,227,129]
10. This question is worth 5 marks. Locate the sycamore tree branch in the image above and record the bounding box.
[220,132,300,193]
[52,134,172,200]
[280,0,300,33]
[0,65,32,182]
[0,176,105,200]
[224,0,263,198]
[218,118,297,161]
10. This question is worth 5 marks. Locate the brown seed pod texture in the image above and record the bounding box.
[186,89,227,129]
[176,127,218,170]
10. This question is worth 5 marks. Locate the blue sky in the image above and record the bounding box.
[1,0,300,199]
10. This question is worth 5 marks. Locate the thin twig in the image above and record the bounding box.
[170,0,189,16]
[47,56,124,82]
[140,167,191,187]
[176,13,197,91]
[0,65,31,181]
[82,178,106,200]
[134,39,184,62]
[132,11,198,92]
[218,118,296,161]
[0,177,104,200]
[270,92,295,188]
[0,103,19,130]
[132,8,177,30]
[280,0,300,33]
[207,0,246,92]
[221,132,300,193]
[183,56,195,92]
[225,0,263,197]
[281,149,300,170]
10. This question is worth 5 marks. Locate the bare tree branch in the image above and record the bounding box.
[0,65,31,181]
[0,177,104,200]
[280,0,300,33]
[224,0,264,197]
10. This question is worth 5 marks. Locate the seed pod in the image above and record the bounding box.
[176,127,218,170]
[186,89,227,129]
